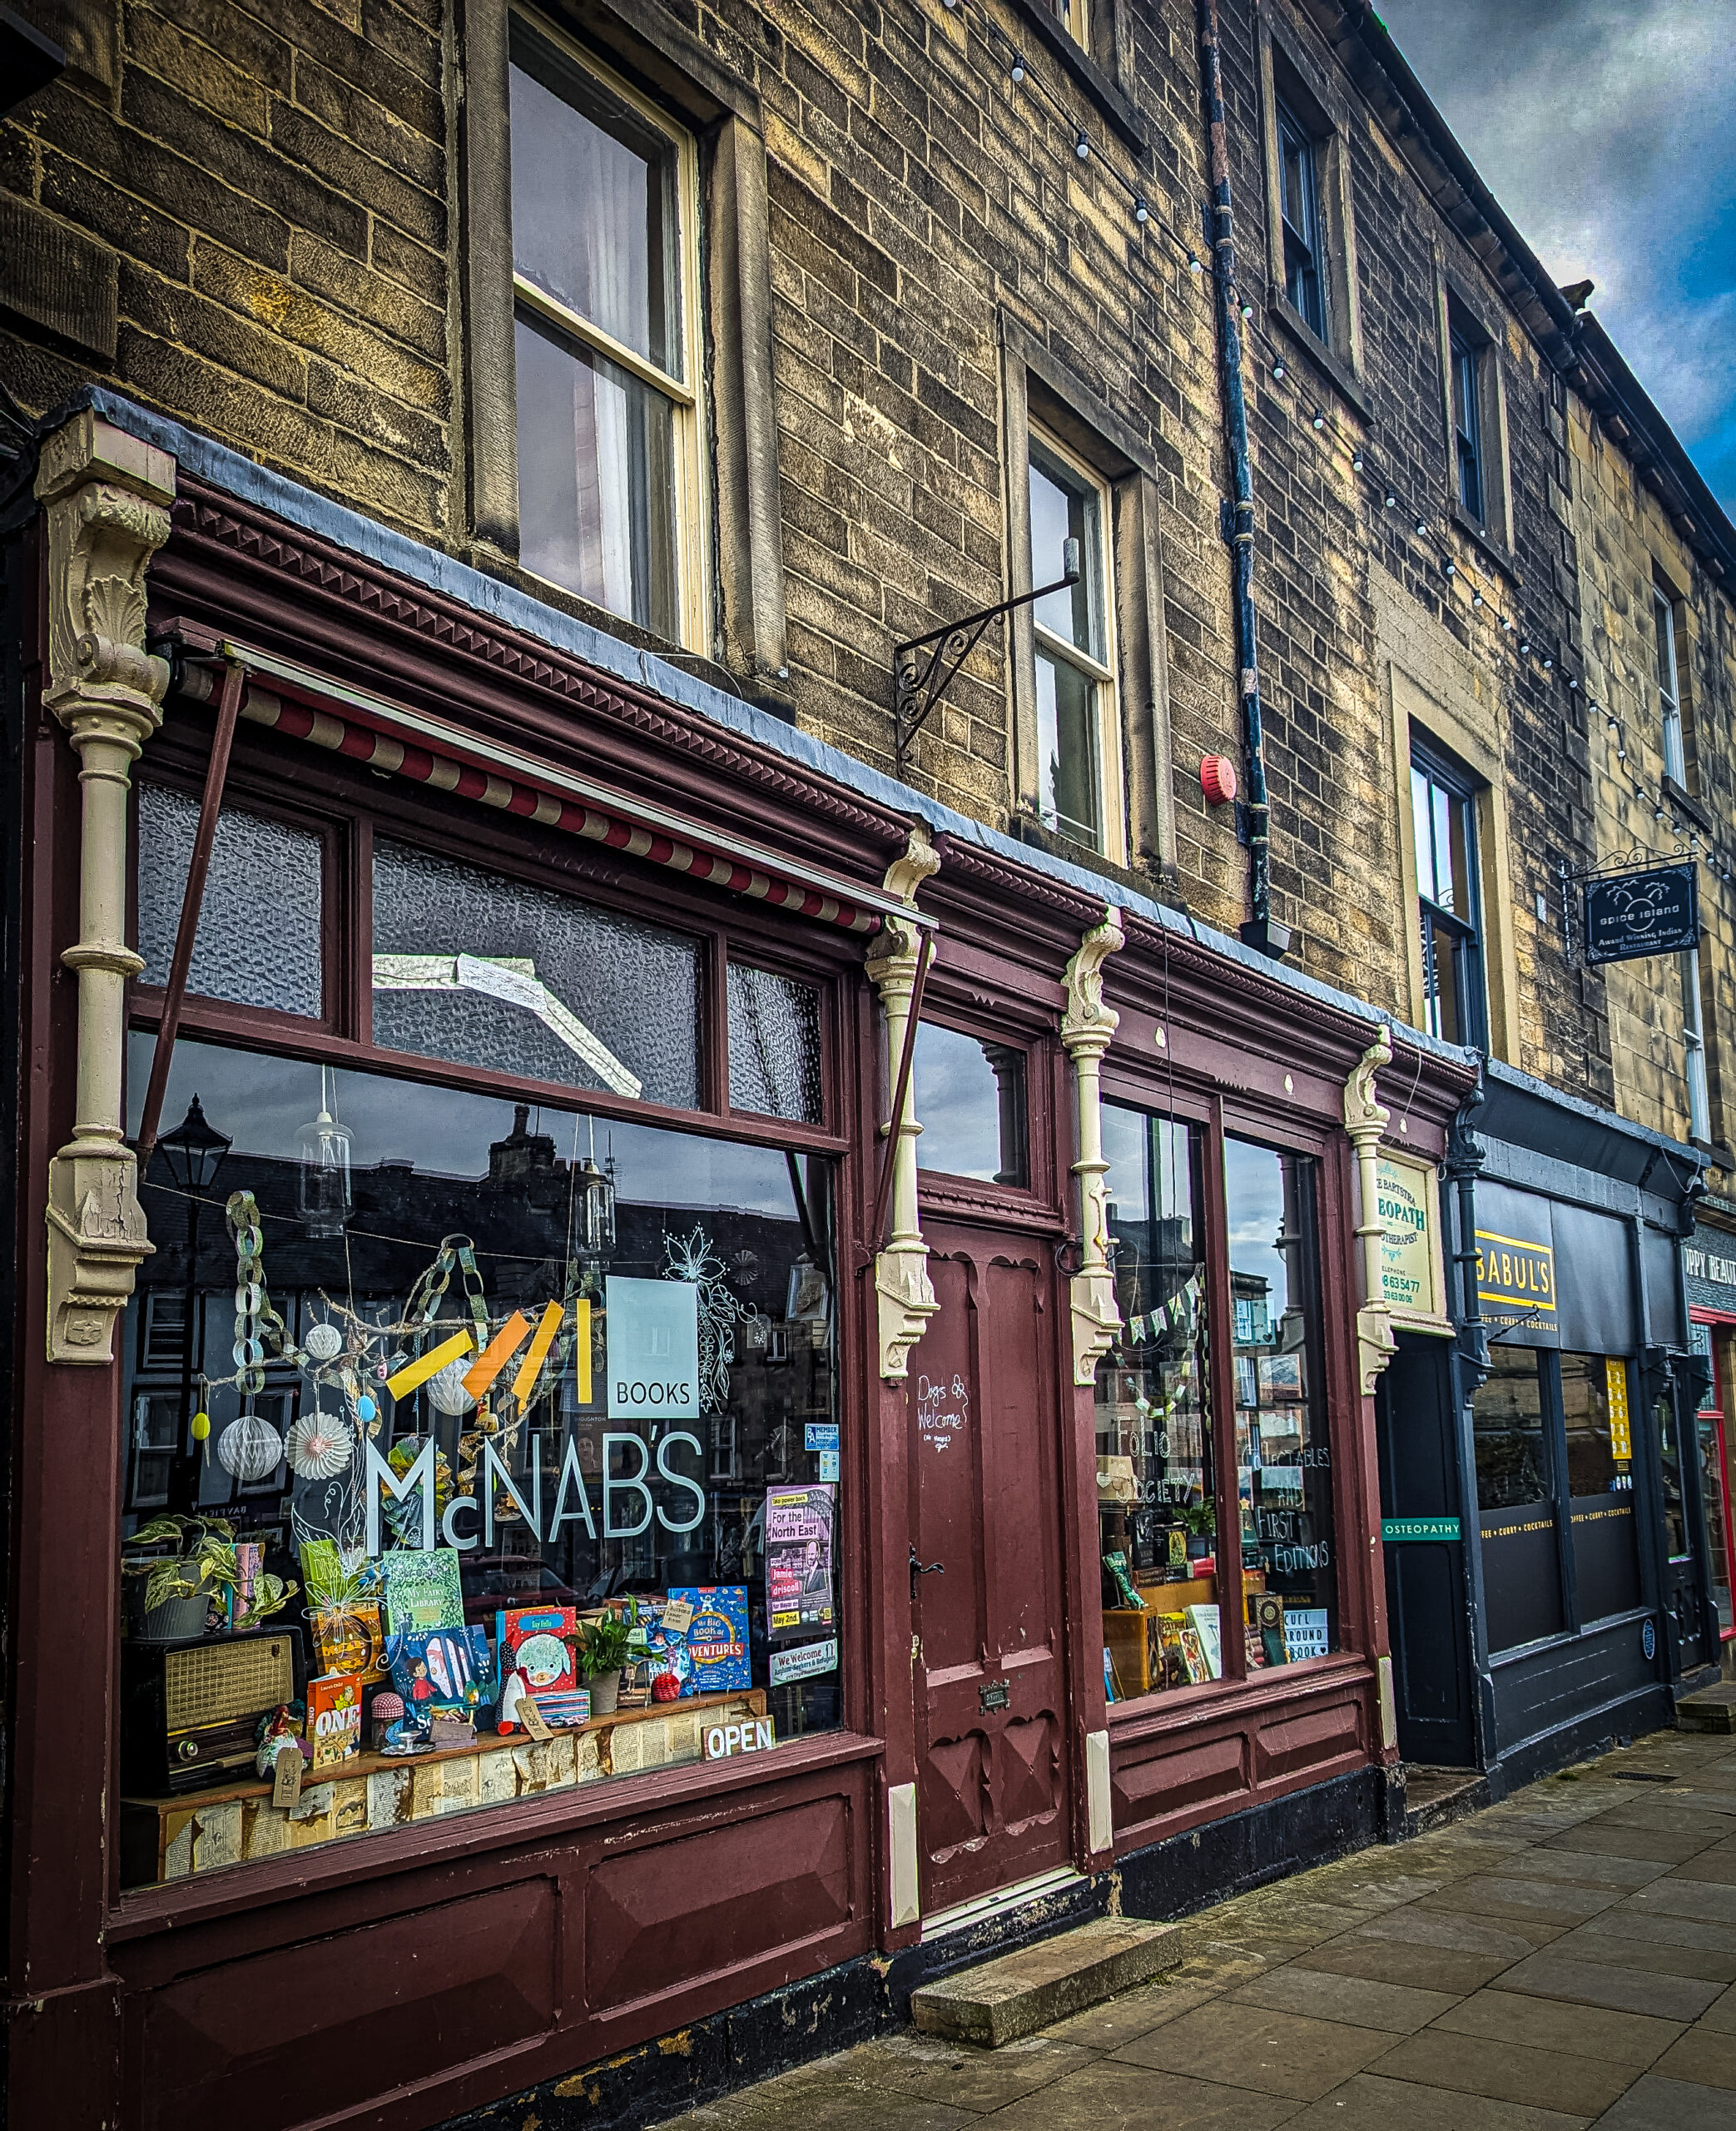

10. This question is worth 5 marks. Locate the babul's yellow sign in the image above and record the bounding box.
[1475,1229,1557,1330]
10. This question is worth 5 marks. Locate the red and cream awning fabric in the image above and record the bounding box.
[178,638,892,937]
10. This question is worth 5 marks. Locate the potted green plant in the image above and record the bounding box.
[122,1514,295,1642]
[1180,1499,1217,1563]
[578,1612,632,1715]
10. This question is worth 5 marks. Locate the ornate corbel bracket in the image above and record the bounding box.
[867,827,940,1379]
[1344,1026,1397,1395]
[1062,906,1124,1385]
[35,411,176,1363]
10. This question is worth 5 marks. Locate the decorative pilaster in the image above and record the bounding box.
[1062,905,1124,1385]
[35,410,176,1363]
[866,827,940,1379]
[1344,1026,1398,1393]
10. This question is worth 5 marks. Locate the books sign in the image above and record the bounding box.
[1584,862,1699,966]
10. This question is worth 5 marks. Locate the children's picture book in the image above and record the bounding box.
[1184,1602,1223,1680]
[496,1605,589,1726]
[309,1599,386,1682]
[379,1547,464,1635]
[305,1674,363,1768]
[386,1625,494,1724]
[672,1587,751,1693]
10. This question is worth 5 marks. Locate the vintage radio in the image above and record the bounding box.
[121,1628,303,1795]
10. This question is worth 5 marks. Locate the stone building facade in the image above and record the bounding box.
[2,0,1735,2124]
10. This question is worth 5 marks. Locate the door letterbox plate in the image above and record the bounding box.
[980,1680,1010,1712]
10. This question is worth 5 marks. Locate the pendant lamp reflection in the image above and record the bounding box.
[575,1116,616,1261]
[298,1066,353,1237]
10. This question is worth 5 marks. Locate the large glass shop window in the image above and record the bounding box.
[1224,1137,1337,1665]
[116,1036,840,1887]
[1094,1110,1335,1700]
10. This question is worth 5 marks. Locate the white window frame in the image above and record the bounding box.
[508,12,712,652]
[1656,584,1687,787]
[1684,946,1711,1142]
[1027,424,1123,861]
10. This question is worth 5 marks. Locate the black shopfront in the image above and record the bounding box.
[1377,1061,1714,1788]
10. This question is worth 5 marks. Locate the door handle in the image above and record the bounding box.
[909,1544,944,1595]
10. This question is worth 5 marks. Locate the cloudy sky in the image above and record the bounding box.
[1378,0,1736,513]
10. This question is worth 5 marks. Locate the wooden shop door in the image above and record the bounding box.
[907,1220,1074,1914]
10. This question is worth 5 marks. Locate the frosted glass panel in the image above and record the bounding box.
[136,782,324,1017]
[728,964,821,1123]
[372,840,701,1110]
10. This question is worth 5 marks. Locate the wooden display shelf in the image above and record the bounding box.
[121,1688,766,1889]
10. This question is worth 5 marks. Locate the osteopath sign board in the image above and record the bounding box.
[607,1276,701,1420]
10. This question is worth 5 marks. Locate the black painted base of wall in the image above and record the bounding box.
[1116,1766,1405,1922]
[1486,1680,1674,1797]
[444,1766,1405,2131]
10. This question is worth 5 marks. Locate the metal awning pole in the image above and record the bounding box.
[134,657,246,1171]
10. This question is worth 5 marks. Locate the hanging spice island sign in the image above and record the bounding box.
[1583,862,1699,966]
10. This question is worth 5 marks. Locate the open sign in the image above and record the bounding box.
[703,1716,776,1760]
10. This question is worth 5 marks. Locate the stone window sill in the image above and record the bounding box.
[1450,504,1520,589]
[1267,296,1371,423]
[1009,0,1146,153]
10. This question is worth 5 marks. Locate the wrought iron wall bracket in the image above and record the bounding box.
[893,539,1078,769]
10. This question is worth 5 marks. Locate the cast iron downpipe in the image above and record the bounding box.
[1198,0,1290,959]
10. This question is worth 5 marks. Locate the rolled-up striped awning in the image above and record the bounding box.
[177,638,907,937]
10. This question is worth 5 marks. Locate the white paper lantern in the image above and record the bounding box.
[285,1412,355,1480]
[303,1321,344,1364]
[217,1413,283,1483]
[424,1353,477,1417]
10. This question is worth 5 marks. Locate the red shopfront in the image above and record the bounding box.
[1687,1221,1736,1649]
[6,405,1472,2131]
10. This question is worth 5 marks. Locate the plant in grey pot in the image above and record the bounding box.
[122,1513,295,1642]
[578,1612,632,1715]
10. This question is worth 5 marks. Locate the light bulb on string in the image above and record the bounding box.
[1010,53,1026,82]
[1133,197,1149,224]
[1075,132,1090,160]
[1272,359,1287,381]
[1186,250,1203,274]
[1352,450,1364,471]
[1384,491,1398,509]
[1472,589,1484,608]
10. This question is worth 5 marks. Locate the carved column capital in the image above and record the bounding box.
[1062,906,1124,1386]
[1343,1027,1397,1396]
[870,828,940,1380]
[35,410,176,1364]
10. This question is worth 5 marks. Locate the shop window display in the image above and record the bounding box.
[1225,1137,1337,1664]
[1094,1111,1335,1700]
[117,1036,840,1887]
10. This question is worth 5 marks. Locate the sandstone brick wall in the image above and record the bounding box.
[1570,399,1736,1166]
[2,0,454,539]
[2,0,1729,1118]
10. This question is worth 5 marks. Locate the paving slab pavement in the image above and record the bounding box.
[651,1732,1736,2128]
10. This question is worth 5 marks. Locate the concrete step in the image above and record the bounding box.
[1402,1764,1490,1837]
[910,1915,1181,2049]
[1677,1681,1736,1734]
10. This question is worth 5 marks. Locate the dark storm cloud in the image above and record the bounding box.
[1376,0,1736,509]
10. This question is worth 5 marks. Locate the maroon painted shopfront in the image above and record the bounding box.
[2,411,1475,2131]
